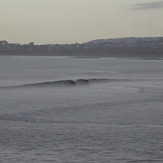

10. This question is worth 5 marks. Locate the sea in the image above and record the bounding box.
[0,56,163,163]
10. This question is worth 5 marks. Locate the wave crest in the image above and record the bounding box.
[0,78,130,89]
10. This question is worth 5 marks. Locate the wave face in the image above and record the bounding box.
[0,78,131,89]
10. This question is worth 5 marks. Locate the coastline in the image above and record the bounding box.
[1,53,163,60]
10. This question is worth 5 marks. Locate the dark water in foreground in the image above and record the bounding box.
[0,57,163,163]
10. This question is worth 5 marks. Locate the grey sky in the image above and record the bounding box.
[0,0,163,44]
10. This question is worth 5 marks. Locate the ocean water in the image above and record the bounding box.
[0,56,163,163]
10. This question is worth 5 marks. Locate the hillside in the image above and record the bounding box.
[0,37,163,58]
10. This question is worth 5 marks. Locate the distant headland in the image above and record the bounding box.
[0,37,163,59]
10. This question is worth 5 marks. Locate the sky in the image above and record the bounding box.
[0,0,163,44]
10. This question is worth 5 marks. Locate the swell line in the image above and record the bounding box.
[0,78,130,89]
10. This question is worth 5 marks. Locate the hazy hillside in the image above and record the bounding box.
[86,37,162,44]
[1,37,163,58]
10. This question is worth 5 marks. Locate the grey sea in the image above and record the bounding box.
[0,56,163,163]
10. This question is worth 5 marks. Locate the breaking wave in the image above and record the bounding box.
[0,78,131,89]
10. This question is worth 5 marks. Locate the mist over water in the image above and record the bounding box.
[0,57,163,162]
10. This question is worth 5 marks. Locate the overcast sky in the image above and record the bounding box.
[0,0,163,44]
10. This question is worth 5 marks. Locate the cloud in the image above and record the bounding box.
[132,0,163,10]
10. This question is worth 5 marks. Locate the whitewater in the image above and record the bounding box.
[0,56,163,163]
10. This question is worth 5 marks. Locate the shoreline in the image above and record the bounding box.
[1,54,163,60]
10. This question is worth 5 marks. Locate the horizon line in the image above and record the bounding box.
[1,36,163,45]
